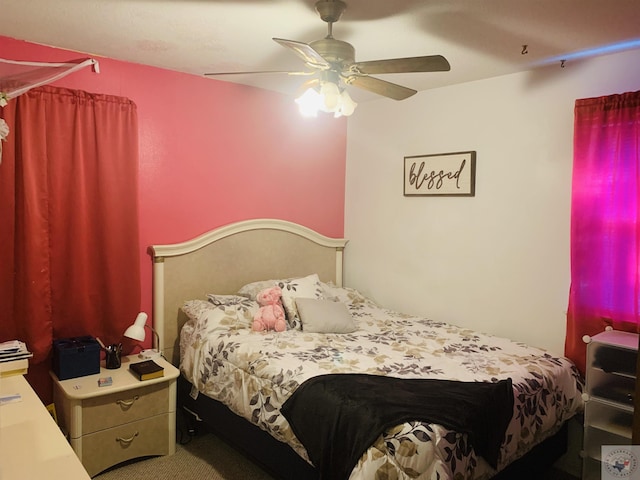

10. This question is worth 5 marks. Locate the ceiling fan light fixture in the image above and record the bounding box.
[337,89,356,117]
[320,81,340,110]
[295,87,322,117]
[295,80,357,118]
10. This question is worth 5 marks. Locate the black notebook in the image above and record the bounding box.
[129,359,164,381]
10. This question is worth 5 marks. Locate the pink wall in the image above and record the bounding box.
[2,36,347,345]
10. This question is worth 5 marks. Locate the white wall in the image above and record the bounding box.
[344,48,640,355]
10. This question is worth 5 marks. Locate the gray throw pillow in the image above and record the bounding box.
[294,298,356,334]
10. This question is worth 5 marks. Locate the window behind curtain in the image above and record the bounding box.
[566,91,640,374]
[0,85,141,401]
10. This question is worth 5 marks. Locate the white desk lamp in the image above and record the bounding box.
[123,312,161,359]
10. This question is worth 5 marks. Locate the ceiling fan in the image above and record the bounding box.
[205,0,450,103]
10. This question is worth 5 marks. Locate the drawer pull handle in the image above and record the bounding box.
[116,431,139,445]
[116,395,139,409]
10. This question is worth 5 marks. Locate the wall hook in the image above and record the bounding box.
[560,59,566,68]
[521,45,528,55]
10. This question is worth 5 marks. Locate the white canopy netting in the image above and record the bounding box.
[0,57,99,163]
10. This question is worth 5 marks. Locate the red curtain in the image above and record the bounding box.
[566,91,640,374]
[0,86,141,400]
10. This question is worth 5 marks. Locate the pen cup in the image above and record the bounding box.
[105,343,122,369]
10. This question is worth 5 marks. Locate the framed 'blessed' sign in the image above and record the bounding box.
[403,151,476,197]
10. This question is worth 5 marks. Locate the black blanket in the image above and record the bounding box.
[281,374,514,480]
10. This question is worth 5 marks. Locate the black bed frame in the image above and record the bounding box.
[177,376,569,480]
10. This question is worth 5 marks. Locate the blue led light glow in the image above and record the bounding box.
[540,38,640,65]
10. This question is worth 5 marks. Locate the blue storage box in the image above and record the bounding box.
[52,336,101,380]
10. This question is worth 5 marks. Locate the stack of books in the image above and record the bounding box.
[129,359,164,381]
[0,340,33,377]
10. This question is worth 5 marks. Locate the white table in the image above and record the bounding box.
[0,374,91,480]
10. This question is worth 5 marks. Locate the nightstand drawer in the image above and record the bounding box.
[81,382,169,434]
[79,413,171,477]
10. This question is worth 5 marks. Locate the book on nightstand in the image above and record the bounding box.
[129,359,164,381]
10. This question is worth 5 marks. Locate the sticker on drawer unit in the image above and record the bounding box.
[602,445,640,479]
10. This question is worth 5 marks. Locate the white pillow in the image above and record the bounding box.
[295,298,356,333]
[237,279,286,300]
[320,281,370,306]
[182,298,258,330]
[276,273,324,330]
[206,294,255,307]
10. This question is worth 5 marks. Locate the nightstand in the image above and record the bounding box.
[51,354,180,477]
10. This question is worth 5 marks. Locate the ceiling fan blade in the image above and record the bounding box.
[273,38,330,69]
[352,55,450,75]
[204,70,313,76]
[347,75,417,100]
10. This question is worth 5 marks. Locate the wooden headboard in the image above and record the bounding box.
[149,219,348,365]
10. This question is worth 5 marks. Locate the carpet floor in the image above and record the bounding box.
[95,430,579,480]
[95,431,275,480]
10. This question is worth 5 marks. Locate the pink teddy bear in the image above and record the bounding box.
[252,286,287,332]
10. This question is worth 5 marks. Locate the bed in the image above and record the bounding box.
[149,218,584,480]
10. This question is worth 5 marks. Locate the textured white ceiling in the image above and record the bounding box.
[1,0,640,102]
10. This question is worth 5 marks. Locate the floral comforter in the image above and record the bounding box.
[179,284,583,480]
